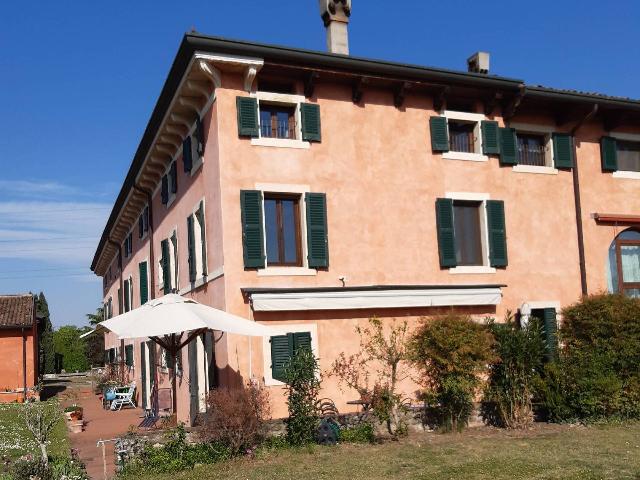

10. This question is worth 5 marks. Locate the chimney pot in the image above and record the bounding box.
[467,51,490,74]
[319,0,352,55]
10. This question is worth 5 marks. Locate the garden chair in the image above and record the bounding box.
[110,383,136,411]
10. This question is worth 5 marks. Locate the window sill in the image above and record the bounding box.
[449,266,497,275]
[251,137,310,149]
[257,266,317,277]
[442,151,488,162]
[612,170,640,180]
[512,165,558,175]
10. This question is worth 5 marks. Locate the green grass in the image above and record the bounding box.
[0,401,69,461]
[129,423,640,480]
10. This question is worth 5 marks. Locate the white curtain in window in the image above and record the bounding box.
[620,245,640,283]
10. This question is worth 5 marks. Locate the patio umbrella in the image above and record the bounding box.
[98,293,271,417]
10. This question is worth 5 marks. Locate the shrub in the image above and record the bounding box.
[11,458,50,480]
[482,314,546,428]
[122,426,232,475]
[329,317,411,436]
[339,422,375,443]
[200,382,271,454]
[409,314,495,432]
[283,348,321,446]
[537,294,640,421]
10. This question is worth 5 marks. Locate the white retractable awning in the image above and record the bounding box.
[246,286,503,312]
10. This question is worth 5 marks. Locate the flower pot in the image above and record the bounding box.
[65,411,73,421]
[69,421,83,434]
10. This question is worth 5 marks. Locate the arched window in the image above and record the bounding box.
[607,229,640,298]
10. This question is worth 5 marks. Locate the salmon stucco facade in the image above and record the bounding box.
[0,294,39,403]
[91,33,640,424]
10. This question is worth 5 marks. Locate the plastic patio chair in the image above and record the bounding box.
[110,383,136,411]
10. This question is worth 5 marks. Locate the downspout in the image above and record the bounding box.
[133,184,156,300]
[22,327,27,402]
[570,104,599,296]
[107,238,125,382]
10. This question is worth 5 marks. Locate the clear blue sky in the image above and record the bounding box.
[1,1,638,328]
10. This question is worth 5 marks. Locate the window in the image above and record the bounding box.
[139,261,148,305]
[453,201,484,266]
[617,141,640,172]
[517,133,547,166]
[123,277,133,312]
[123,232,133,258]
[107,348,116,364]
[608,229,640,298]
[187,201,208,283]
[264,194,302,267]
[269,331,312,383]
[259,104,296,140]
[160,232,178,294]
[125,345,134,367]
[448,121,476,153]
[436,196,507,271]
[138,206,149,239]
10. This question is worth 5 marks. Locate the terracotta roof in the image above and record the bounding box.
[0,294,35,328]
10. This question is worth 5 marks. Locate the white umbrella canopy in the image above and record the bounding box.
[98,293,271,339]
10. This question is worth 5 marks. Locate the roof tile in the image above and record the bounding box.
[0,294,35,328]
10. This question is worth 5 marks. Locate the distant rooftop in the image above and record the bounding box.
[0,294,35,328]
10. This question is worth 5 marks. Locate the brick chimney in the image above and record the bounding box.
[318,0,352,55]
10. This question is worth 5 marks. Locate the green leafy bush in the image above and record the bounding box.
[537,294,640,421]
[121,425,232,475]
[482,314,545,428]
[339,422,375,443]
[10,455,87,480]
[409,314,495,432]
[283,348,321,446]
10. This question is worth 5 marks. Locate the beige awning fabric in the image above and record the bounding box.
[99,293,271,339]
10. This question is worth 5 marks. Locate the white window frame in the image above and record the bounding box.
[610,132,640,179]
[445,191,496,274]
[250,91,310,149]
[262,323,319,387]
[255,182,317,277]
[441,110,488,162]
[509,123,559,175]
[519,300,561,327]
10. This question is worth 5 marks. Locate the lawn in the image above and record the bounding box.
[134,423,640,480]
[0,401,69,461]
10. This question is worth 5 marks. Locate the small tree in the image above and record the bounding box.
[482,313,545,428]
[283,348,320,446]
[200,382,271,453]
[23,402,61,465]
[409,314,495,432]
[330,317,410,436]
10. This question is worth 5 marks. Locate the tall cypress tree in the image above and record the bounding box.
[36,292,55,374]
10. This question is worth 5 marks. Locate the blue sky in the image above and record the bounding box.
[1,1,638,328]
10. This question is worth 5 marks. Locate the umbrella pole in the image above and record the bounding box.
[171,334,178,419]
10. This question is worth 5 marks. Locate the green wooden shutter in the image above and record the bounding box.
[499,127,518,165]
[293,332,312,353]
[435,198,457,268]
[139,261,148,305]
[542,308,558,361]
[236,97,259,137]
[305,193,329,268]
[123,279,130,312]
[161,239,171,294]
[301,103,321,142]
[553,133,574,169]
[125,345,134,367]
[187,214,196,282]
[183,136,193,173]
[197,201,207,276]
[170,161,178,193]
[600,136,618,172]
[240,190,265,269]
[430,116,449,152]
[270,334,292,382]
[486,200,508,267]
[481,121,500,154]
[161,175,168,205]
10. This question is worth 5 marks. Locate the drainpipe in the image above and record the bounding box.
[570,104,599,297]
[133,184,156,300]
[22,327,27,402]
[107,238,125,382]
